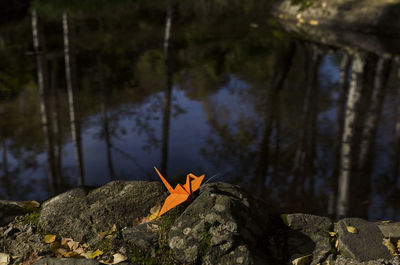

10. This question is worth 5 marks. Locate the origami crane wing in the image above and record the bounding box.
[183,173,205,194]
[158,184,189,216]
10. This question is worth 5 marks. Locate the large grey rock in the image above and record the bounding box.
[377,222,400,239]
[284,213,333,265]
[335,218,393,261]
[33,258,137,265]
[334,256,400,265]
[167,182,286,265]
[39,181,167,245]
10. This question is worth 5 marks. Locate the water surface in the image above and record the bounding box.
[1,1,400,221]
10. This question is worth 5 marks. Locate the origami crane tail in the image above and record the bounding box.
[154,166,173,193]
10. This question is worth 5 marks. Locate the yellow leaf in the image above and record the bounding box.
[105,235,113,239]
[346,226,358,234]
[88,249,103,259]
[81,243,89,248]
[328,232,336,237]
[100,224,117,240]
[383,238,397,255]
[133,204,161,226]
[112,253,128,264]
[291,254,312,265]
[44,234,56,243]
[110,224,117,233]
[64,251,80,258]
[99,259,113,264]
[309,20,319,26]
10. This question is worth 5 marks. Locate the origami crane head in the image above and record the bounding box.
[154,166,205,216]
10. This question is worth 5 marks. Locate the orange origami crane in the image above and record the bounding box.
[154,166,205,216]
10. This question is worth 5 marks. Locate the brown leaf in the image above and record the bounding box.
[21,201,40,209]
[21,252,41,265]
[61,237,73,246]
[67,240,80,251]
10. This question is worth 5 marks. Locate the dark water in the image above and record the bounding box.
[1,1,400,221]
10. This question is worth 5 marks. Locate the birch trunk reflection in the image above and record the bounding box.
[63,12,85,185]
[336,52,368,218]
[328,52,351,217]
[50,60,63,185]
[161,4,173,175]
[32,10,57,195]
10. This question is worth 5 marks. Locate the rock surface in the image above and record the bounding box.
[39,181,167,245]
[273,0,400,35]
[335,218,393,262]
[1,181,400,264]
[284,214,332,265]
[0,200,39,226]
[167,183,286,265]
[273,0,400,56]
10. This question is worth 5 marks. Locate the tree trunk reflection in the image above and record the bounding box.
[32,10,58,195]
[161,4,173,175]
[63,12,85,186]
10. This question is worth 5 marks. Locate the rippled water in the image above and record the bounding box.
[1,1,400,221]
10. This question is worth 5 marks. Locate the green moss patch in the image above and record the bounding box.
[127,206,184,265]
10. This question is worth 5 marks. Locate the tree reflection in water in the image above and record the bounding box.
[1,1,400,220]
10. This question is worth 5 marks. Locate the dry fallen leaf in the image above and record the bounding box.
[291,254,312,265]
[67,240,80,251]
[44,234,56,243]
[21,252,41,265]
[383,238,397,255]
[21,201,40,209]
[0,253,10,265]
[64,251,81,258]
[74,247,85,255]
[328,232,336,237]
[84,249,103,259]
[61,237,73,246]
[346,226,358,234]
[112,253,128,264]
[133,204,161,226]
[99,253,128,265]
[100,224,117,240]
